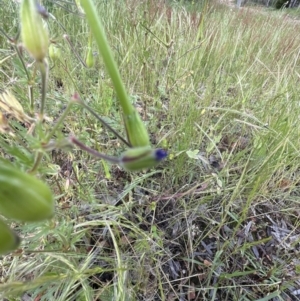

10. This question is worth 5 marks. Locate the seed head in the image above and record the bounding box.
[20,0,49,61]
[120,147,167,171]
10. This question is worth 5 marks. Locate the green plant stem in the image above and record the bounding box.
[80,0,134,116]
[45,101,73,141]
[14,44,30,80]
[28,151,44,174]
[88,30,93,47]
[70,136,120,164]
[37,60,48,120]
[14,44,35,114]
[30,100,74,173]
[61,66,130,145]
[59,61,81,93]
[140,24,169,48]
[63,34,87,67]
[78,100,131,147]
[3,28,35,113]
[0,27,14,43]
[27,83,34,113]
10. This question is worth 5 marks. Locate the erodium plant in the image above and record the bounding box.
[0,0,167,254]
[70,0,167,170]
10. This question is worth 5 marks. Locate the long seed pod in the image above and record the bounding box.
[0,159,54,222]
[85,47,94,68]
[0,219,20,255]
[86,30,94,68]
[123,110,150,148]
[80,0,150,147]
[120,147,167,171]
[49,44,61,61]
[20,0,49,61]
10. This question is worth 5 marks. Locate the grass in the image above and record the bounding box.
[1,0,300,300]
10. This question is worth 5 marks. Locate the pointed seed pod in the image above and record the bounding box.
[0,219,20,255]
[120,147,167,171]
[49,44,61,61]
[20,0,49,61]
[124,110,150,147]
[0,159,54,222]
[86,48,94,68]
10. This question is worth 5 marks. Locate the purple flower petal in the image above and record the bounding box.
[155,149,167,161]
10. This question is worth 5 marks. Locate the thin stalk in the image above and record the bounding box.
[63,34,87,67]
[45,101,73,141]
[88,30,93,47]
[30,100,74,173]
[37,60,48,120]
[13,42,35,113]
[49,13,68,33]
[28,151,44,174]
[70,136,120,164]
[14,44,31,80]
[60,61,81,93]
[0,27,14,43]
[62,65,130,146]
[140,23,170,48]
[27,83,34,113]
[78,100,131,147]
[4,28,34,111]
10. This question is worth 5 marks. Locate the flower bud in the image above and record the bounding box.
[120,147,167,171]
[0,219,20,255]
[124,110,150,147]
[49,44,61,61]
[85,47,94,68]
[20,0,49,61]
[0,159,54,222]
